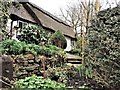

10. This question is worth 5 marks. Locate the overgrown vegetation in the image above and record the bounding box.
[50,30,67,49]
[0,39,65,57]
[47,65,103,89]
[17,25,50,45]
[1,0,120,89]
[88,7,120,89]
[0,0,11,40]
[67,49,81,55]
[14,74,66,89]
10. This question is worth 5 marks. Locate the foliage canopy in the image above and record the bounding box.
[17,25,50,45]
[88,7,120,89]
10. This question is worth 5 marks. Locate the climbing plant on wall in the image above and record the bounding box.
[17,25,50,45]
[0,0,12,40]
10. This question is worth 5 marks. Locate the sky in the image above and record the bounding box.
[29,0,120,15]
[29,0,74,15]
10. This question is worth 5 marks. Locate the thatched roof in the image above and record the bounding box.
[9,2,76,39]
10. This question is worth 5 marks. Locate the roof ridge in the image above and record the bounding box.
[28,2,71,27]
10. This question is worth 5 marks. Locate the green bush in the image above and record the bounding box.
[77,64,93,79]
[17,25,50,45]
[68,49,81,55]
[14,75,66,89]
[88,7,120,89]
[50,30,67,49]
[0,39,66,57]
[47,67,68,84]
[0,39,24,54]
[76,36,82,49]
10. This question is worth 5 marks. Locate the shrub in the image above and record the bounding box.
[76,36,82,49]
[47,66,79,84]
[0,39,24,54]
[14,75,66,89]
[49,30,67,49]
[17,25,50,45]
[68,49,81,55]
[47,67,68,83]
[0,39,66,57]
[77,64,93,79]
[88,7,120,89]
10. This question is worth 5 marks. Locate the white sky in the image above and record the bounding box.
[29,0,74,14]
[29,0,119,15]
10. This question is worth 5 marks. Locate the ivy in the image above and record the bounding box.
[0,0,12,40]
[88,7,120,89]
[17,25,50,45]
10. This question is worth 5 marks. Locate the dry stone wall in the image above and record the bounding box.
[0,53,65,86]
[12,54,64,80]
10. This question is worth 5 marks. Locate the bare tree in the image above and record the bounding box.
[59,3,82,33]
[59,0,101,64]
[59,0,98,34]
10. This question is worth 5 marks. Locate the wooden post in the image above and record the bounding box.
[81,29,84,64]
[10,21,13,38]
[40,55,46,78]
[81,0,87,64]
[95,0,100,13]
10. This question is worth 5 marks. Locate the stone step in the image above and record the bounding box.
[66,53,82,64]
[66,63,81,67]
[67,60,82,64]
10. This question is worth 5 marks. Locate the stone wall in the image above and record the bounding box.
[12,54,64,80]
[0,52,65,87]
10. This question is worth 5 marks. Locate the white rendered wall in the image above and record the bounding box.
[64,36,72,51]
[7,19,18,41]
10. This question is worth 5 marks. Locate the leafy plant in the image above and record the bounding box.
[68,49,81,55]
[50,30,67,49]
[76,36,82,49]
[17,25,50,45]
[0,39,24,54]
[88,7,120,89]
[47,67,68,84]
[0,39,66,57]
[0,0,12,40]
[14,75,66,89]
[77,64,93,79]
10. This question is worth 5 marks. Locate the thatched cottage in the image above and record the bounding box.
[8,2,76,51]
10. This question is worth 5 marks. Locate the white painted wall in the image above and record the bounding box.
[7,19,19,41]
[64,36,72,51]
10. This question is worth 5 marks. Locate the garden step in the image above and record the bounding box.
[66,63,81,67]
[67,60,82,64]
[66,53,82,64]
[66,53,82,60]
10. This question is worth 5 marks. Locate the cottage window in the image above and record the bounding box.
[71,40,76,48]
[17,20,27,29]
